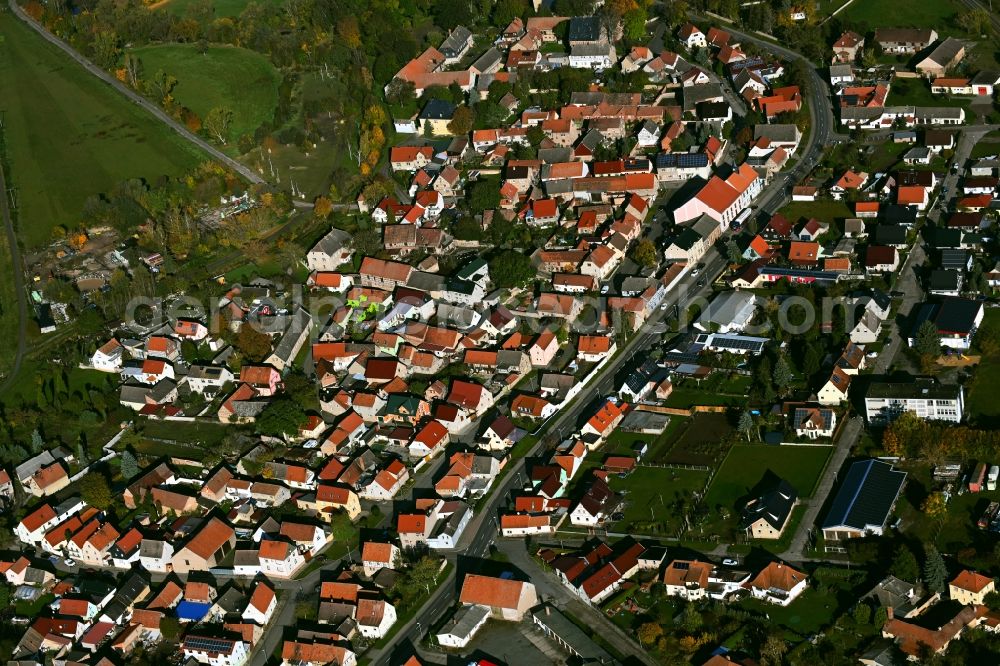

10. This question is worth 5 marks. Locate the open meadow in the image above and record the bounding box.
[129,44,280,144]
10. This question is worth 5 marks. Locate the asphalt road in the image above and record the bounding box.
[7,0,265,186]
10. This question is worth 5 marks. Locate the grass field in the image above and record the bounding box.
[157,0,251,17]
[130,44,280,143]
[888,77,969,109]
[0,216,18,378]
[608,466,711,535]
[662,412,734,466]
[840,0,963,31]
[704,444,832,513]
[0,13,204,248]
[778,200,853,226]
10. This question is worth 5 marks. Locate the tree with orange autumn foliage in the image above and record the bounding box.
[313,196,333,218]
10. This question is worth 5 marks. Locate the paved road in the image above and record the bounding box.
[7,0,265,186]
[0,135,27,395]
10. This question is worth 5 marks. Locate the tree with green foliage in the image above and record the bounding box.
[452,217,483,241]
[120,450,140,481]
[468,181,501,214]
[738,411,755,442]
[772,357,792,394]
[914,320,941,370]
[725,239,742,264]
[489,250,534,289]
[853,603,872,625]
[447,106,474,136]
[923,545,947,593]
[681,602,702,632]
[873,606,888,629]
[79,472,113,509]
[891,545,920,582]
[256,397,307,438]
[631,238,658,268]
[801,344,821,379]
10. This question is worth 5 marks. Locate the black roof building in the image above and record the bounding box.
[419,99,456,121]
[822,460,906,537]
[568,16,602,43]
[740,479,798,534]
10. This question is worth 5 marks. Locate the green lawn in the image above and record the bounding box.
[0,12,204,247]
[778,200,853,226]
[840,0,963,31]
[705,445,832,513]
[158,0,252,17]
[969,140,1000,160]
[888,77,968,109]
[736,587,843,639]
[609,466,711,535]
[129,44,280,143]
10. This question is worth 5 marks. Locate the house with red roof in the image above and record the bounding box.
[949,570,995,605]
[360,459,410,501]
[577,335,616,362]
[673,163,761,227]
[409,420,450,459]
[865,246,899,274]
[390,145,435,172]
[242,579,277,625]
[831,170,867,198]
[748,561,808,605]
[171,517,235,574]
[511,394,557,420]
[529,330,560,367]
[459,573,539,621]
[581,400,625,443]
[362,541,401,578]
[259,539,305,578]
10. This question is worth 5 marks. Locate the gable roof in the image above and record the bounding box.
[822,459,906,532]
[459,573,526,609]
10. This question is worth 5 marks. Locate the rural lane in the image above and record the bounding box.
[0,134,27,395]
[7,0,265,186]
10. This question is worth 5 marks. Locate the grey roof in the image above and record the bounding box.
[529,603,616,663]
[829,63,854,79]
[571,43,614,57]
[929,269,961,291]
[14,451,56,482]
[310,228,352,257]
[440,603,490,640]
[822,459,906,531]
[682,83,724,111]
[471,48,503,73]
[269,306,312,364]
[920,37,964,68]
[940,249,970,271]
[538,147,572,163]
[140,540,168,558]
[866,377,961,401]
[440,26,472,57]
[754,124,800,143]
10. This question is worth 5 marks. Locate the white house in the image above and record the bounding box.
[90,339,125,372]
[355,599,397,639]
[436,604,490,648]
[182,635,249,666]
[748,562,808,606]
[242,581,277,625]
[306,228,353,272]
[258,541,305,578]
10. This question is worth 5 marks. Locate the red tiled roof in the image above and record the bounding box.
[459,573,526,609]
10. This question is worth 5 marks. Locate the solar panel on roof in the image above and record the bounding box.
[184,637,234,653]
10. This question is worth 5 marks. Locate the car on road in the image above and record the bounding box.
[64,558,76,567]
[697,278,706,287]
[722,558,739,566]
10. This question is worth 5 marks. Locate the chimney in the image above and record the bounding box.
[887,607,894,620]
[545,604,551,616]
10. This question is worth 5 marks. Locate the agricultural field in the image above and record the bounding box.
[663,374,752,410]
[661,412,734,466]
[129,44,280,144]
[704,444,833,516]
[0,13,204,248]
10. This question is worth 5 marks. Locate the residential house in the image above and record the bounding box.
[741,479,797,539]
[748,562,808,606]
[459,573,539,621]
